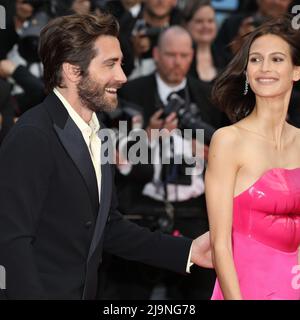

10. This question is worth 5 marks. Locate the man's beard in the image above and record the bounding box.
[77,74,118,113]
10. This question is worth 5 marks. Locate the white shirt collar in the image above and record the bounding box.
[129,3,142,18]
[155,73,187,107]
[53,88,100,142]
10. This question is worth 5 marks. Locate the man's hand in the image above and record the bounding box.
[164,112,178,132]
[146,109,164,140]
[0,60,17,78]
[146,110,178,141]
[191,231,213,268]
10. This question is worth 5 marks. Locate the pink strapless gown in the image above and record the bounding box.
[211,168,300,300]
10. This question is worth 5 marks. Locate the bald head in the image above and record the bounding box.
[153,26,194,86]
[157,26,193,50]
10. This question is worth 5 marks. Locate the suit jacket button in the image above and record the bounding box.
[85,221,92,228]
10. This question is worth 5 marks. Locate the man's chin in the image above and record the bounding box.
[104,97,118,112]
[97,99,118,113]
[102,104,117,113]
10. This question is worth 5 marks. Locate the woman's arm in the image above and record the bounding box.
[205,127,242,299]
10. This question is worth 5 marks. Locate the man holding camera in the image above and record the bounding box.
[105,26,225,300]
[119,0,182,79]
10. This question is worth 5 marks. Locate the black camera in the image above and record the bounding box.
[132,19,163,38]
[100,99,143,132]
[100,99,144,160]
[161,93,216,145]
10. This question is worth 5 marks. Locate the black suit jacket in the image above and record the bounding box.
[0,92,192,299]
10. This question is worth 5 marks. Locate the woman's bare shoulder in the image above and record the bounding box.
[210,125,242,148]
[207,126,242,174]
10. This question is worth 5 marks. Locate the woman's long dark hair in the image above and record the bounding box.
[212,15,300,122]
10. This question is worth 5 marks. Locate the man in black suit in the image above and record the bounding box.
[0,13,212,300]
[108,26,223,300]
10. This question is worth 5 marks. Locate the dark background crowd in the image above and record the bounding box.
[0,0,300,300]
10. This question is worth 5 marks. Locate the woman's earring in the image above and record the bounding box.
[243,78,249,96]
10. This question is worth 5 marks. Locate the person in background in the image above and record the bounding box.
[0,58,45,115]
[55,0,93,16]
[101,0,142,21]
[119,0,182,79]
[184,0,227,95]
[0,0,46,140]
[215,0,293,64]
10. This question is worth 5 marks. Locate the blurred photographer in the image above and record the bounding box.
[0,1,48,138]
[55,0,93,16]
[100,0,142,21]
[102,26,224,300]
[119,0,182,79]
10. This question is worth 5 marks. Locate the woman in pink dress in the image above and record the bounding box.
[205,15,300,300]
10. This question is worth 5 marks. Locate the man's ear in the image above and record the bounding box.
[62,63,81,84]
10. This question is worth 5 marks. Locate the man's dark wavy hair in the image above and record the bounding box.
[39,13,119,94]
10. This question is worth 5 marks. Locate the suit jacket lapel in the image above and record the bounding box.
[45,93,99,214]
[87,163,112,260]
[54,120,99,213]
[45,93,113,260]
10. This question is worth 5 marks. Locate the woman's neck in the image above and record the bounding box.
[246,94,291,148]
[196,43,211,53]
